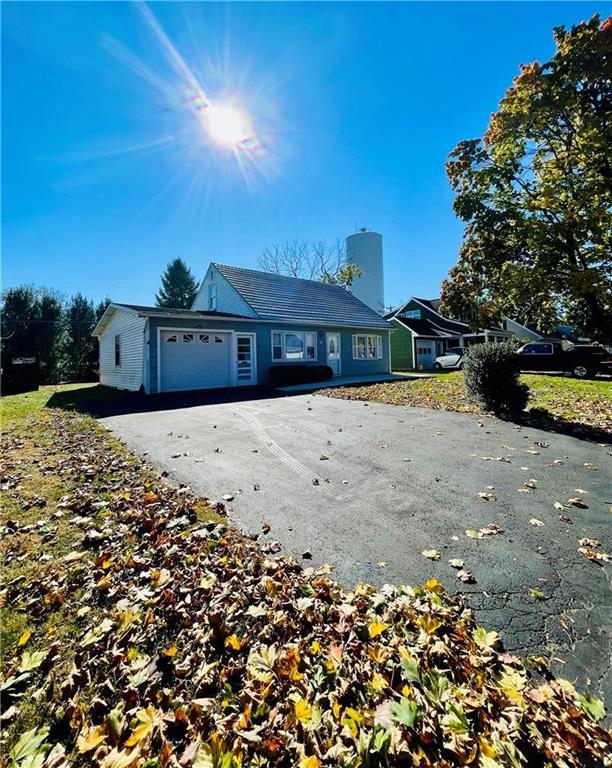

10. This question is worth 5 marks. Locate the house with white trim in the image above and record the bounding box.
[387,297,513,370]
[93,263,393,394]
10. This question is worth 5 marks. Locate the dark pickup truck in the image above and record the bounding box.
[515,341,609,378]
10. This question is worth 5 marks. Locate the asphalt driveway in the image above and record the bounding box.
[100,391,611,702]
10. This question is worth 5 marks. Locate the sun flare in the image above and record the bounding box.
[206,104,250,148]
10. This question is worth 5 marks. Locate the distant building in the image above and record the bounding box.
[387,297,513,371]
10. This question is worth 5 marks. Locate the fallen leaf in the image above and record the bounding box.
[125,706,158,747]
[578,547,610,564]
[448,559,464,569]
[479,492,496,502]
[529,518,545,527]
[225,634,243,651]
[421,550,441,560]
[529,589,547,600]
[456,570,476,584]
[77,725,107,753]
[369,620,389,638]
[293,698,313,724]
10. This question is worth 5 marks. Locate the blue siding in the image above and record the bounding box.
[147,317,390,393]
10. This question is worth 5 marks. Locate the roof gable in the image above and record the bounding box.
[392,297,470,335]
[191,264,258,317]
[213,263,391,329]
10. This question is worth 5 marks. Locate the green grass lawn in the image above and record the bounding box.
[0,383,116,425]
[320,372,612,437]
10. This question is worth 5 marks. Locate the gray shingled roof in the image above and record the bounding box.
[115,304,249,320]
[392,316,458,337]
[213,263,391,330]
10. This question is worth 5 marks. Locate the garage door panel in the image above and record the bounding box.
[160,330,232,392]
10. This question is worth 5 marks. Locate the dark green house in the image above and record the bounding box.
[387,297,513,370]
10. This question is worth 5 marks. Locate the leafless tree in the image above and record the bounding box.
[259,239,349,283]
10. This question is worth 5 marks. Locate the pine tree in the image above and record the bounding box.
[59,293,97,382]
[155,258,199,309]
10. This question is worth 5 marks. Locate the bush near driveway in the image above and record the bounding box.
[1,387,610,767]
[463,343,530,417]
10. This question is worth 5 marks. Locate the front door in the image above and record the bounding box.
[236,334,256,385]
[326,332,341,375]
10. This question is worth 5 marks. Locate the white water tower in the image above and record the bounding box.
[345,228,384,314]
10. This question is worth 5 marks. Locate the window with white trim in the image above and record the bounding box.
[404,309,421,319]
[183,333,194,343]
[208,283,217,311]
[114,335,121,367]
[352,334,383,360]
[271,331,318,362]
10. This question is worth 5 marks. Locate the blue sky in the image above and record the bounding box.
[2,1,605,309]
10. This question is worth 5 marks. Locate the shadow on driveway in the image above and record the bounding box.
[46,385,283,418]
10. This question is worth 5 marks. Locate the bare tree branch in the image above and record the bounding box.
[259,239,351,284]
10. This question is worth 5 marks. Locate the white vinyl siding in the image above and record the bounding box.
[271,330,317,362]
[99,310,146,391]
[192,265,257,317]
[352,334,383,360]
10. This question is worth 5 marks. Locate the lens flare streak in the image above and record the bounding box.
[135,2,262,155]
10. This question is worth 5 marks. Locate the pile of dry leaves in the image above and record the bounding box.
[1,410,610,768]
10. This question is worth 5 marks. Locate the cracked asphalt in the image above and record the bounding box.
[99,390,612,703]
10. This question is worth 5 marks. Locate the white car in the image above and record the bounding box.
[432,346,465,371]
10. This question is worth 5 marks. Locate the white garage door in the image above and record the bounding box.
[160,330,232,392]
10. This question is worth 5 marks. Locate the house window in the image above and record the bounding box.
[199,334,209,343]
[183,333,194,343]
[352,334,383,360]
[272,332,283,360]
[271,331,318,362]
[208,283,217,311]
[306,332,317,360]
[166,335,177,343]
[285,332,304,359]
[114,335,121,367]
[417,345,433,355]
[405,310,421,319]
[214,336,223,343]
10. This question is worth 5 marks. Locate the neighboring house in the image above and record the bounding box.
[387,297,513,370]
[93,263,392,393]
[501,316,588,344]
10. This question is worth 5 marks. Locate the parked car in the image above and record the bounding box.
[515,341,608,378]
[432,346,465,371]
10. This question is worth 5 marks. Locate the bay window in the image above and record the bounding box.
[271,330,318,362]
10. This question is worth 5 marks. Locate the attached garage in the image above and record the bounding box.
[159,329,233,392]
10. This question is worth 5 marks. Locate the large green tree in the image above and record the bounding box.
[1,286,65,383]
[440,15,611,340]
[155,258,199,308]
[59,293,98,382]
[37,290,65,382]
